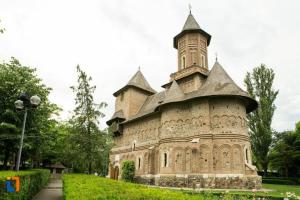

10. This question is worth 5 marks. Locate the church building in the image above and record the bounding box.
[107,11,261,189]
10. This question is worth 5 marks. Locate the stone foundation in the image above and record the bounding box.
[135,174,261,189]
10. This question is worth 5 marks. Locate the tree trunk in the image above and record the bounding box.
[285,166,289,177]
[88,161,92,174]
[3,148,10,170]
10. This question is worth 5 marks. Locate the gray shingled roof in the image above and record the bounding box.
[163,81,185,103]
[199,61,249,97]
[174,13,211,48]
[182,13,201,31]
[107,110,125,125]
[118,61,257,124]
[113,70,156,97]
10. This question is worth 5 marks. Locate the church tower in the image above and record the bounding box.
[174,11,211,70]
[163,11,211,93]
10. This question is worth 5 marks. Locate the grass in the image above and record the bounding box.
[63,174,300,200]
[263,183,300,196]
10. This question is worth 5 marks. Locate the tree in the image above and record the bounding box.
[69,65,108,174]
[244,64,279,176]
[269,122,300,177]
[0,57,59,169]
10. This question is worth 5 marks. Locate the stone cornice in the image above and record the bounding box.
[162,65,208,88]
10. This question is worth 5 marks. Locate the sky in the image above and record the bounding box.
[0,0,299,131]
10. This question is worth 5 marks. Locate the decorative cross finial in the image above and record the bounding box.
[215,53,218,62]
[188,4,192,14]
[138,66,141,71]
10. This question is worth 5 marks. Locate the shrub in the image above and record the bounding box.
[121,160,135,182]
[262,177,300,185]
[0,169,50,200]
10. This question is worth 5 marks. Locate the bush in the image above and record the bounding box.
[121,160,135,182]
[262,177,300,185]
[0,169,50,200]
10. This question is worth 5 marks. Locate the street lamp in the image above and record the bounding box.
[14,93,41,171]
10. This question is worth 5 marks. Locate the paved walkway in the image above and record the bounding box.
[32,174,62,200]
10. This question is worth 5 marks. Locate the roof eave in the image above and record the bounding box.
[173,29,211,49]
[161,71,208,88]
[113,85,156,97]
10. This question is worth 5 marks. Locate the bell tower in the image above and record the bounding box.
[162,11,212,93]
[173,11,211,71]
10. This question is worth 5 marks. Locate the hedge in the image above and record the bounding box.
[63,174,284,200]
[0,169,50,200]
[262,177,300,185]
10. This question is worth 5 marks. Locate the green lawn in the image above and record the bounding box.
[63,174,300,200]
[263,183,300,196]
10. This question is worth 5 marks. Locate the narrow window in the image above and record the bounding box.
[181,55,186,69]
[201,55,205,67]
[245,148,249,163]
[133,143,135,151]
[163,153,168,167]
[138,158,141,169]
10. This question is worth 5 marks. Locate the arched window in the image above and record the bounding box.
[181,55,186,69]
[132,141,136,151]
[201,55,205,67]
[163,153,168,167]
[138,157,141,169]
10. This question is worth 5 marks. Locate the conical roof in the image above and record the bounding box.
[113,70,156,97]
[182,13,200,31]
[174,12,211,48]
[198,61,258,112]
[164,81,185,103]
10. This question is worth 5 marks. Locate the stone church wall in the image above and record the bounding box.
[110,97,259,188]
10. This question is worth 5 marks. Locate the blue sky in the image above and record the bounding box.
[0,0,299,131]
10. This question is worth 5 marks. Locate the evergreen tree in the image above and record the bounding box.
[244,64,279,176]
[69,65,107,173]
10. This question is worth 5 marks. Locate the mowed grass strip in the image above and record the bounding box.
[63,174,218,200]
[64,174,300,200]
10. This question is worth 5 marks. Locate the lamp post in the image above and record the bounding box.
[14,93,41,171]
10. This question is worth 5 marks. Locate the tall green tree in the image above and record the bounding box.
[0,57,59,169]
[244,64,279,176]
[269,122,300,177]
[69,65,107,173]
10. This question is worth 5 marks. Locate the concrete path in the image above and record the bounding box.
[32,174,62,200]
